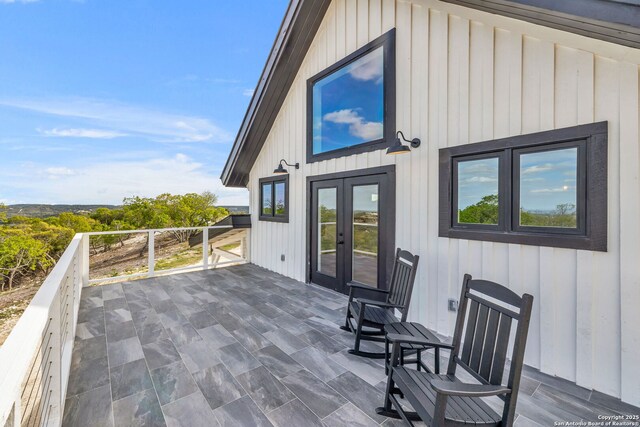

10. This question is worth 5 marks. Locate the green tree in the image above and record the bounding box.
[458,194,499,225]
[45,212,101,233]
[91,207,125,226]
[123,192,227,243]
[0,229,52,290]
[0,203,6,223]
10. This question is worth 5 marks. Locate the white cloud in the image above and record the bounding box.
[0,154,248,205]
[522,163,554,175]
[0,97,232,143]
[462,176,497,183]
[348,48,383,82]
[39,128,127,139]
[242,89,255,97]
[45,167,75,177]
[531,186,573,193]
[0,0,39,3]
[323,109,383,141]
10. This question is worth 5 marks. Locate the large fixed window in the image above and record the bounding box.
[259,175,288,223]
[307,29,395,163]
[439,122,608,251]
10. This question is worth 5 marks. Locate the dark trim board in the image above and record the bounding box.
[441,0,640,49]
[306,165,396,289]
[306,29,396,164]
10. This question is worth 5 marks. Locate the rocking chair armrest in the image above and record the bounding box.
[347,281,390,294]
[386,333,454,349]
[430,380,512,397]
[355,298,403,309]
[386,333,434,347]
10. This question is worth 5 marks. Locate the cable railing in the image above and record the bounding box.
[0,235,82,427]
[84,225,247,284]
[0,225,249,427]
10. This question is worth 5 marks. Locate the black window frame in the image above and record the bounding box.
[306,28,396,164]
[439,122,608,251]
[259,175,289,223]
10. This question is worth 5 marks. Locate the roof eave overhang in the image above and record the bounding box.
[221,0,639,189]
[220,0,332,187]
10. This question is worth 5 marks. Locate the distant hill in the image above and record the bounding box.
[7,204,120,218]
[6,204,249,218]
[222,206,249,214]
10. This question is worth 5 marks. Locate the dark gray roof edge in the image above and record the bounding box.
[221,0,332,187]
[220,0,304,187]
[221,0,639,188]
[441,0,640,47]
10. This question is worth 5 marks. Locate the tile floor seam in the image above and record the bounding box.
[277,370,344,422]
[263,396,299,415]
[225,366,277,424]
[101,286,116,427]
[304,361,388,425]
[124,285,167,426]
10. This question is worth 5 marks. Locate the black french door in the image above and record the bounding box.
[309,169,394,295]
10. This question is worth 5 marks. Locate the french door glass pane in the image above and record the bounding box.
[519,147,578,228]
[352,184,378,286]
[318,188,337,277]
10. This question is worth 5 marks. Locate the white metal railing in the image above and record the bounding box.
[0,225,249,427]
[84,225,248,284]
[0,235,83,427]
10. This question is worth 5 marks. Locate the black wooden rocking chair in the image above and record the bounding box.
[340,248,419,358]
[377,274,534,426]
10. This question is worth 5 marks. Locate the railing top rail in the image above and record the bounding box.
[0,234,82,416]
[85,225,233,236]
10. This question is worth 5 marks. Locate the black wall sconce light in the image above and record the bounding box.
[386,130,421,155]
[274,159,300,175]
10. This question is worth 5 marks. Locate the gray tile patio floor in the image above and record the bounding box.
[62,264,639,427]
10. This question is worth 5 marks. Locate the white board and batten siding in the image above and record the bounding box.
[246,0,640,405]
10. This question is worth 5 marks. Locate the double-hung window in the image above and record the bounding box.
[439,122,608,251]
[259,176,289,223]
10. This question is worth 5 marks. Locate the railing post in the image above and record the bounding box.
[148,231,155,277]
[81,234,90,287]
[202,227,209,270]
[243,230,250,262]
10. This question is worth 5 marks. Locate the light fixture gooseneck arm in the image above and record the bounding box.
[279,159,300,169]
[396,131,421,148]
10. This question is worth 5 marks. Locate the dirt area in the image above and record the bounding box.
[0,276,41,346]
[0,232,201,346]
[0,231,243,346]
[89,232,200,279]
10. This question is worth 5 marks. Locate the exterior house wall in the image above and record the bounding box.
[246,0,640,405]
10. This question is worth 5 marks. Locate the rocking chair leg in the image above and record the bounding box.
[376,348,397,417]
[384,337,389,375]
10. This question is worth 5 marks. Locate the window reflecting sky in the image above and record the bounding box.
[313,47,384,155]
[457,157,499,210]
[519,148,577,212]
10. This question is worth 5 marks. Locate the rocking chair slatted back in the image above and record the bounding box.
[447,274,534,424]
[387,249,419,321]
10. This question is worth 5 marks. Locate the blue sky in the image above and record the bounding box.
[312,47,384,155]
[0,0,289,205]
[457,148,577,212]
